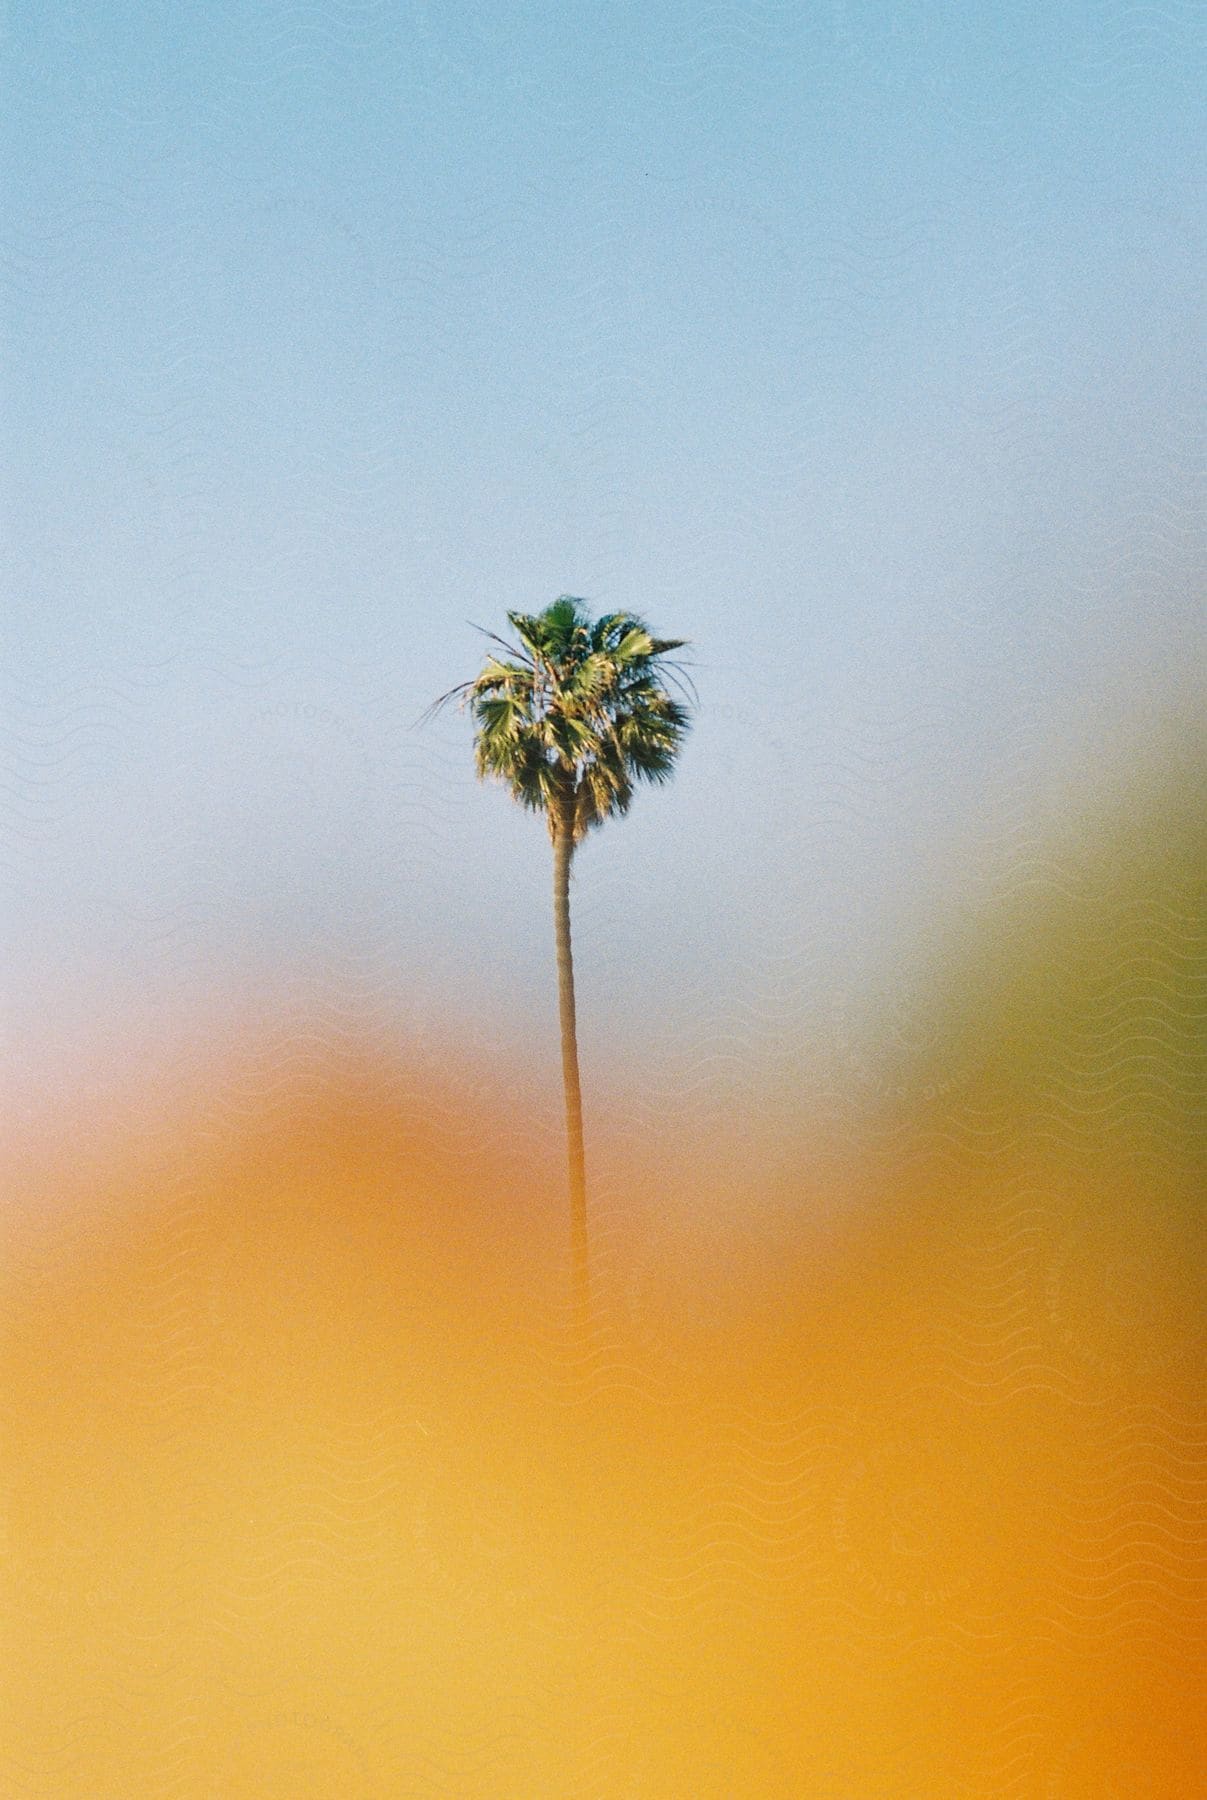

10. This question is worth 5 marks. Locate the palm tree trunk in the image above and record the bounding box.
[552,816,590,1331]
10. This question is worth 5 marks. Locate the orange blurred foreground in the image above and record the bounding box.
[2,1013,1204,1796]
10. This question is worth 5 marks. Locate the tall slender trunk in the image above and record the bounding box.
[552,814,590,1331]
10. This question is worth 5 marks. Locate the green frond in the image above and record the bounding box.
[566,652,616,704]
[612,625,655,664]
[504,610,544,650]
[590,612,630,652]
[544,595,589,639]
[468,656,534,700]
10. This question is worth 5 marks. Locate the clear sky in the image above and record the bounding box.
[4,0,1203,1105]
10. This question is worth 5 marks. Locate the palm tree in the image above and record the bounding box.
[429,597,692,1328]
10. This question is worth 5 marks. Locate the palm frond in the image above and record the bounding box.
[415,679,474,728]
[469,622,533,666]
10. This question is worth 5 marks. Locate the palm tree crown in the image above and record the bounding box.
[437,596,692,843]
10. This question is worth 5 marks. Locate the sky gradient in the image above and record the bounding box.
[4,0,1204,1106]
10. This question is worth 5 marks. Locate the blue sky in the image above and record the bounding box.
[4,0,1203,1102]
